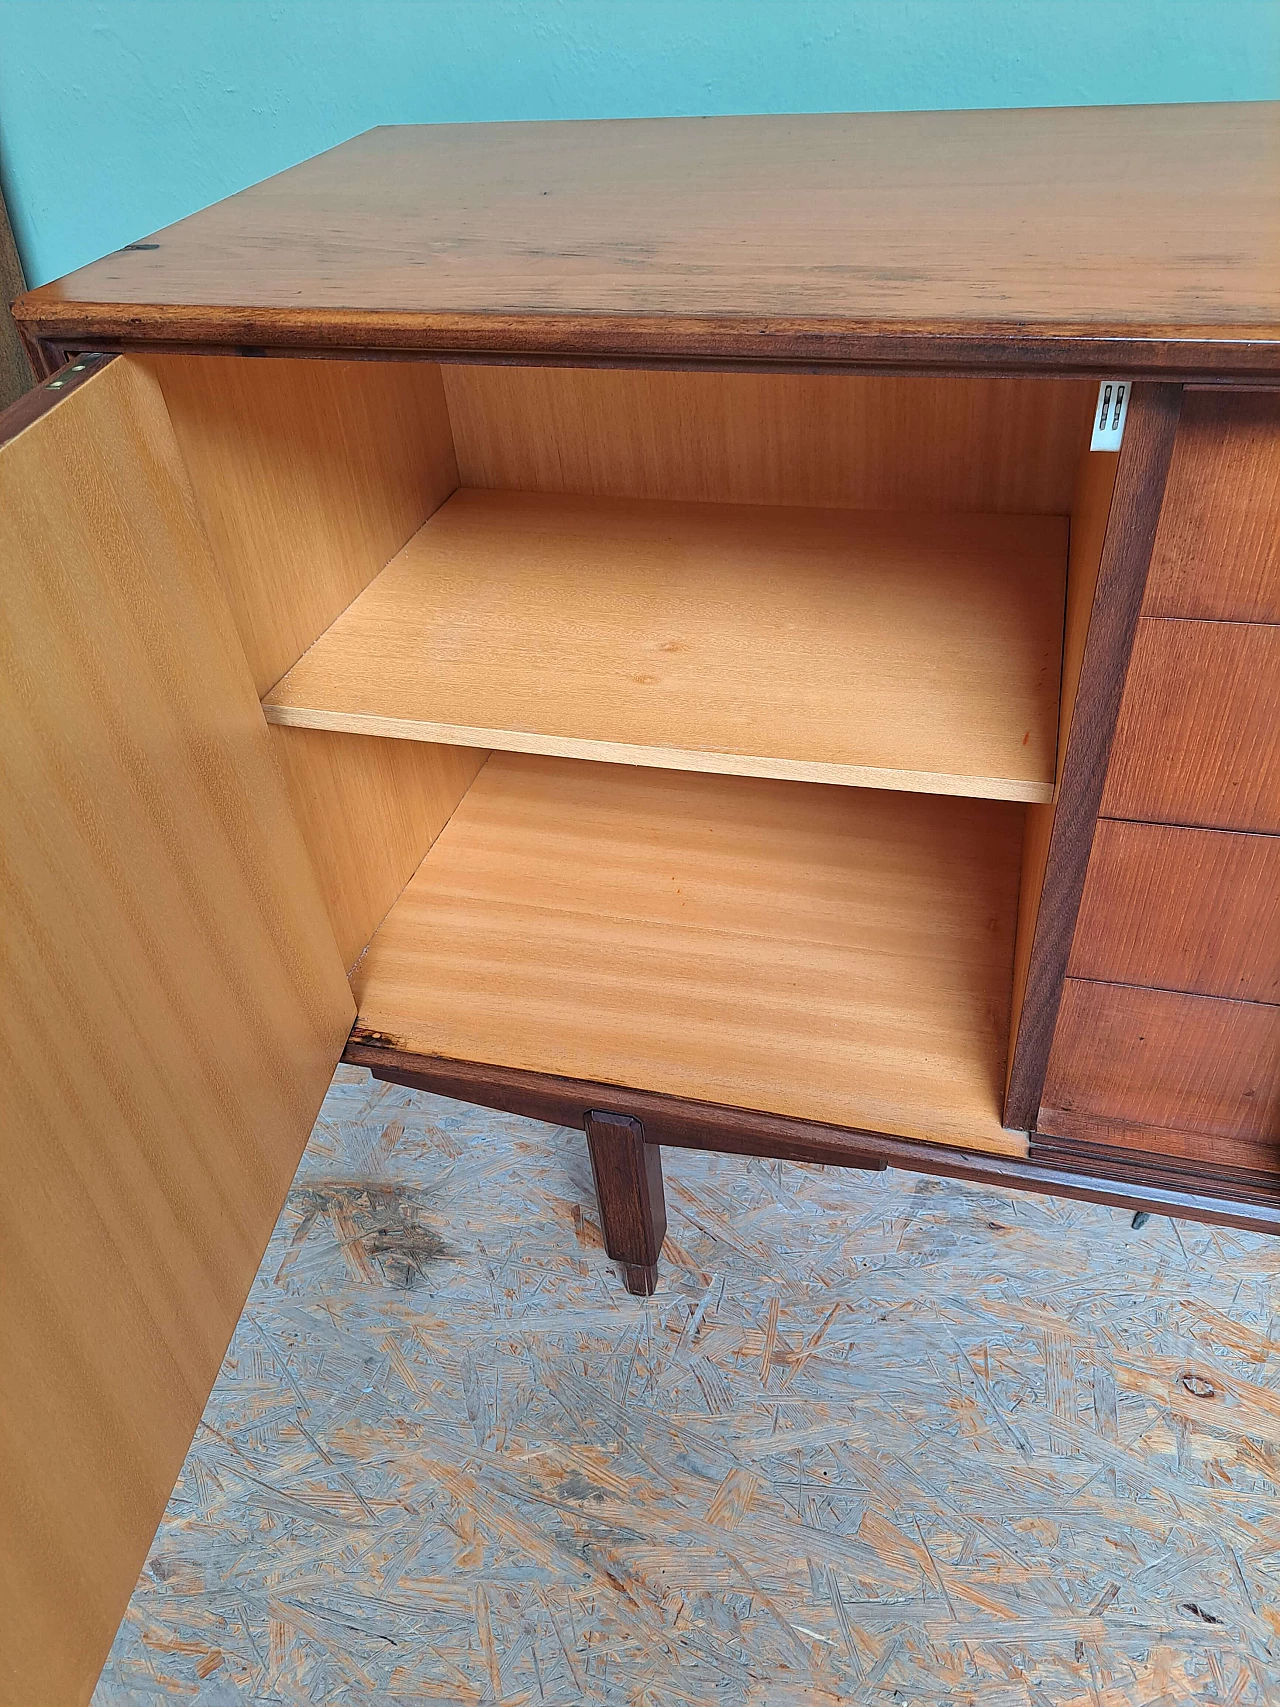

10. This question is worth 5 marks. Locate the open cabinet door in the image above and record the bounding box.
[0,356,354,1705]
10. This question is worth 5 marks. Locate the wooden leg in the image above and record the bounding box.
[584,1110,667,1295]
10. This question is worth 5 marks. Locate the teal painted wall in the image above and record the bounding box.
[2,0,1277,286]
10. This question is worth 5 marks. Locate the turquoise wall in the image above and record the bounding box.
[3,0,1277,287]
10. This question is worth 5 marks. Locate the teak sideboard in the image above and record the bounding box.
[3,103,1279,1702]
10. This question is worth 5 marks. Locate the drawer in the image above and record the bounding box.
[1143,390,1280,623]
[1041,978,1280,1144]
[1071,820,1280,1002]
[1102,617,1280,832]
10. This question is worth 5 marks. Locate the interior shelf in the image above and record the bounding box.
[350,753,1028,1155]
[265,489,1067,802]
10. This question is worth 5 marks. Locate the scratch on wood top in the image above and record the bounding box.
[94,1066,1280,1703]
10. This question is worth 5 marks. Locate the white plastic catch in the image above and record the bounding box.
[1090,379,1131,451]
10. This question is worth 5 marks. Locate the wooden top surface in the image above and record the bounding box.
[16,104,1280,376]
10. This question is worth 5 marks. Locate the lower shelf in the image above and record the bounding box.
[350,753,1027,1154]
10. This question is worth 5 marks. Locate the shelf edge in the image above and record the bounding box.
[262,702,1057,804]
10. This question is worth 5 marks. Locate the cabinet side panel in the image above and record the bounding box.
[1003,387,1181,1127]
[444,367,1096,515]
[1006,448,1118,1093]
[143,353,459,696]
[271,727,488,971]
[144,354,468,967]
[0,358,353,1706]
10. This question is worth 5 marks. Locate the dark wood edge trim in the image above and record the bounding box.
[1030,1133,1280,1207]
[13,316,64,381]
[1003,383,1184,1129]
[25,340,1275,388]
[0,350,113,449]
[17,336,1280,387]
[346,1037,893,1169]
[11,299,1280,380]
[345,1038,1280,1235]
[0,339,1234,385]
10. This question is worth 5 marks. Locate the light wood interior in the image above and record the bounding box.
[139,352,1099,1132]
[145,353,459,695]
[2,345,1103,1703]
[351,753,1028,1155]
[443,367,1097,514]
[271,726,487,971]
[146,354,484,968]
[0,358,354,1704]
[266,488,1067,802]
[145,354,1097,1132]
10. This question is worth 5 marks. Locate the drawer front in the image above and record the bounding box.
[1070,820,1280,1002]
[1102,617,1280,832]
[1041,978,1280,1145]
[1142,390,1280,623]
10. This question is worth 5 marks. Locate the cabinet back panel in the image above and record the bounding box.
[443,366,1096,516]
[0,358,353,1705]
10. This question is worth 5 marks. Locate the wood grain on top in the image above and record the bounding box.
[14,105,1280,374]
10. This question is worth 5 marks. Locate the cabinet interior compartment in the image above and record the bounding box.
[350,752,1028,1153]
[146,355,1110,1150]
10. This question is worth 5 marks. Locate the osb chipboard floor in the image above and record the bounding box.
[94,1067,1280,1704]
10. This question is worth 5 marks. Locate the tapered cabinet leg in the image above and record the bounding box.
[584,1111,667,1295]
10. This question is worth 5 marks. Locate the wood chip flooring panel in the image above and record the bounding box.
[92,1066,1280,1705]
[265,488,1068,802]
[351,753,1027,1154]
